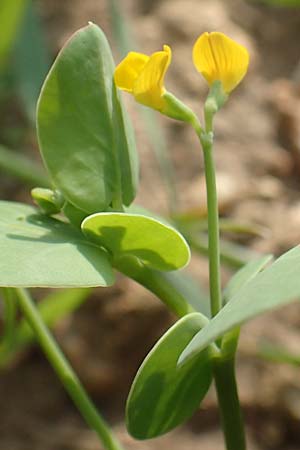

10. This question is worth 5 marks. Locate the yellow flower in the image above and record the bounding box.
[114,45,171,112]
[193,32,249,93]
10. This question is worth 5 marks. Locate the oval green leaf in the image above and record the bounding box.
[81,212,191,271]
[37,23,138,214]
[0,201,114,287]
[126,313,213,439]
[179,245,300,364]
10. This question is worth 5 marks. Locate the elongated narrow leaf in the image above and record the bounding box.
[0,0,28,67]
[0,201,114,287]
[126,313,212,439]
[179,245,300,364]
[223,254,273,303]
[37,23,138,214]
[82,212,190,271]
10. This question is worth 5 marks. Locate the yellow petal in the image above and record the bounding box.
[193,32,249,93]
[114,52,149,93]
[133,45,171,110]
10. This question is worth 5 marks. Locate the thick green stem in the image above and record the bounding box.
[114,256,195,318]
[15,288,124,450]
[213,357,246,450]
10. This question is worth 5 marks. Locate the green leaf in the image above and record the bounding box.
[82,212,190,271]
[113,89,139,206]
[179,246,300,364]
[31,188,64,215]
[223,254,273,303]
[62,201,87,228]
[37,23,138,214]
[126,313,213,439]
[0,201,114,287]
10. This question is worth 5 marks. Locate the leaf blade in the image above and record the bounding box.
[0,201,114,287]
[82,212,190,271]
[37,23,138,213]
[223,254,273,303]
[179,245,300,364]
[126,313,212,439]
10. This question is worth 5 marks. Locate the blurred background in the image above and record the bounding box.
[1,0,300,449]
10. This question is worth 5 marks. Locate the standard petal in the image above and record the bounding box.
[133,45,171,110]
[114,52,149,92]
[193,32,249,93]
[193,32,218,86]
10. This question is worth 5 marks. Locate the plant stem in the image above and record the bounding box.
[193,105,246,449]
[114,256,195,318]
[16,288,124,450]
[213,357,246,450]
[198,132,222,317]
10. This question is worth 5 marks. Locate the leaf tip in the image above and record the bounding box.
[177,325,209,367]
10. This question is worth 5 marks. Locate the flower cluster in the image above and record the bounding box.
[114,32,249,118]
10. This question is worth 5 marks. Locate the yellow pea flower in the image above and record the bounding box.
[115,45,202,126]
[114,45,171,112]
[193,32,249,93]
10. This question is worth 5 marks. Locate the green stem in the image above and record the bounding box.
[111,196,124,212]
[213,357,246,450]
[193,102,246,449]
[199,133,222,317]
[192,112,221,318]
[114,256,195,318]
[16,288,124,450]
